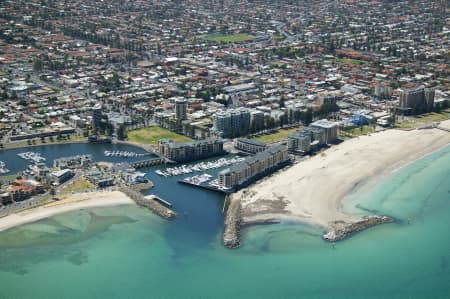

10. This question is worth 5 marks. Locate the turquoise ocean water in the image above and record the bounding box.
[0,145,449,299]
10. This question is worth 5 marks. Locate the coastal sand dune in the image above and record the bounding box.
[235,122,450,228]
[0,190,134,232]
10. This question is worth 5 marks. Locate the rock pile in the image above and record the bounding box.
[323,215,393,242]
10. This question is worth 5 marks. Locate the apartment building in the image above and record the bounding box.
[234,138,267,154]
[218,144,290,190]
[213,108,251,138]
[158,138,224,163]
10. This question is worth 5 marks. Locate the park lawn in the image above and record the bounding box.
[271,35,285,40]
[251,127,301,143]
[336,58,365,65]
[394,120,417,129]
[205,33,255,43]
[38,194,53,205]
[0,174,18,182]
[340,125,374,137]
[128,126,192,145]
[414,111,449,123]
[61,177,95,194]
[395,111,450,129]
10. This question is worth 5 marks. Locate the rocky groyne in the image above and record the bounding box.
[323,215,393,242]
[223,196,242,249]
[130,181,154,192]
[120,186,176,219]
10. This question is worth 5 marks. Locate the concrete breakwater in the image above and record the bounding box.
[120,186,176,219]
[223,196,242,249]
[323,215,393,242]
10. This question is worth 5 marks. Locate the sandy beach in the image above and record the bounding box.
[0,190,134,232]
[234,121,450,228]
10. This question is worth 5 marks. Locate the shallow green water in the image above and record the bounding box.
[0,146,449,299]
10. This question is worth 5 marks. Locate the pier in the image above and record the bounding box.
[130,158,167,169]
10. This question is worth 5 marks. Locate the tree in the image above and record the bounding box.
[18,99,28,106]
[33,59,44,72]
[117,124,127,140]
[304,108,313,125]
[279,96,286,108]
[104,122,114,136]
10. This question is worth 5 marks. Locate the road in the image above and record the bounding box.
[0,169,82,218]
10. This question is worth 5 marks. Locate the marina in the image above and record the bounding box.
[180,173,213,186]
[17,151,46,163]
[155,156,245,177]
[104,150,148,158]
[0,161,9,174]
[179,175,231,194]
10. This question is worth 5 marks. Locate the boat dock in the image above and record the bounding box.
[0,161,9,174]
[155,156,245,177]
[130,158,167,169]
[144,195,172,207]
[178,178,232,194]
[104,150,149,158]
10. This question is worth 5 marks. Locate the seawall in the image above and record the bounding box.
[120,186,176,219]
[223,196,242,248]
[323,215,393,242]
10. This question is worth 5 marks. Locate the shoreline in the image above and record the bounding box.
[0,190,135,232]
[225,122,450,246]
[0,139,88,151]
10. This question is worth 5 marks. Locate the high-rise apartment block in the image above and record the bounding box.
[175,98,188,120]
[213,108,250,138]
[399,86,435,113]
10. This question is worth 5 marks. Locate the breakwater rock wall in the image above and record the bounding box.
[130,182,154,192]
[120,186,176,219]
[323,215,393,242]
[223,196,242,249]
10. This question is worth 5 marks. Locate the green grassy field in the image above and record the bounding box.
[128,126,192,145]
[205,33,255,43]
[336,58,365,65]
[251,127,301,143]
[395,111,450,129]
[271,35,285,40]
[61,177,95,193]
[339,125,374,137]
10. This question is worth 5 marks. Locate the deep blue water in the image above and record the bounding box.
[0,143,449,299]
